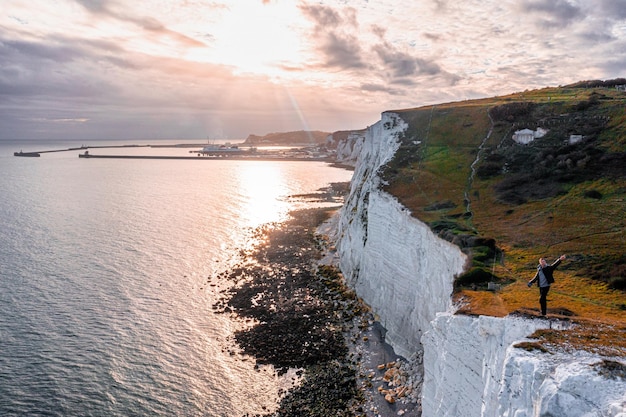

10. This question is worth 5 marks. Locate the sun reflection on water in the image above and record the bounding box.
[235,162,291,228]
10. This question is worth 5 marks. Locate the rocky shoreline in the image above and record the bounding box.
[210,200,422,416]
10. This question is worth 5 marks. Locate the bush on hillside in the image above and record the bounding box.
[424,200,457,211]
[471,245,498,265]
[487,135,626,204]
[489,102,535,122]
[584,190,603,199]
[579,255,626,291]
[476,153,506,179]
[607,263,626,291]
[566,78,626,88]
[608,276,626,291]
[430,220,468,234]
[455,267,498,288]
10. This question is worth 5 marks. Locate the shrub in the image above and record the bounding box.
[592,360,626,380]
[566,78,626,88]
[584,190,603,199]
[489,102,536,122]
[608,276,626,291]
[455,267,497,287]
[476,160,504,179]
[580,256,626,291]
[430,220,467,233]
[471,245,498,264]
[424,200,457,211]
[496,190,528,205]
[514,341,550,353]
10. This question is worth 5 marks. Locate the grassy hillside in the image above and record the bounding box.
[380,81,626,352]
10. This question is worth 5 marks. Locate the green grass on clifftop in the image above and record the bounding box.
[380,81,626,348]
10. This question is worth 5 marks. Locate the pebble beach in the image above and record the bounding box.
[209,196,422,416]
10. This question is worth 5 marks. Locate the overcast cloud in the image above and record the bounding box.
[1,0,625,141]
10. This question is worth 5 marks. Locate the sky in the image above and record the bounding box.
[1,0,625,141]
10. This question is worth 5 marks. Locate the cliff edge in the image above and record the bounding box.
[331,82,626,416]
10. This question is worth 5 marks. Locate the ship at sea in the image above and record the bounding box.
[195,141,256,156]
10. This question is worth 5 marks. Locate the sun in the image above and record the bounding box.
[185,2,307,77]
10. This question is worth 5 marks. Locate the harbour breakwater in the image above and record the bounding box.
[329,112,626,416]
[77,153,331,162]
[13,143,333,162]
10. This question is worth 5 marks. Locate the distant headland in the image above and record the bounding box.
[242,130,330,146]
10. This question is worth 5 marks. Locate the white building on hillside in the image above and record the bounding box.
[569,134,583,144]
[512,129,535,144]
[512,127,548,145]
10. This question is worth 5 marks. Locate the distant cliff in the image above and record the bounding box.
[325,129,366,166]
[331,82,626,416]
[242,130,330,145]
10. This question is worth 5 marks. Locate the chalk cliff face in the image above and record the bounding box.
[333,112,626,416]
[421,314,625,417]
[334,112,467,358]
[498,348,626,417]
[334,131,365,166]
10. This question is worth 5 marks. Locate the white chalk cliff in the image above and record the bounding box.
[331,112,626,416]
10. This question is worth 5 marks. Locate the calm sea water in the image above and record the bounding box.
[0,140,352,416]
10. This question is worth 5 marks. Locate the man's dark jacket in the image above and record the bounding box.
[529,258,562,287]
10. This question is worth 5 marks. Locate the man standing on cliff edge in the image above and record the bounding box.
[527,255,566,316]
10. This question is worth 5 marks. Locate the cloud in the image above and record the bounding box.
[1,37,82,64]
[601,56,626,74]
[299,3,344,27]
[371,25,386,39]
[373,45,440,79]
[578,29,616,43]
[74,0,205,48]
[0,22,379,140]
[519,0,582,28]
[517,0,626,40]
[299,2,460,87]
[432,0,449,12]
[370,35,460,88]
[126,16,205,47]
[423,32,443,42]
[574,0,626,43]
[74,0,109,13]
[0,31,138,93]
[2,0,625,141]
[299,4,365,70]
[360,83,391,93]
[320,32,366,69]
[359,82,407,97]
[597,0,626,19]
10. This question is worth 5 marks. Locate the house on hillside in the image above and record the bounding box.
[512,129,535,144]
[512,127,548,145]
[569,134,584,144]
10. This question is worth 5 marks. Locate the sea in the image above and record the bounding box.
[0,139,353,416]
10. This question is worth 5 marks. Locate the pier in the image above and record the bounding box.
[13,144,150,157]
[13,151,41,157]
[13,143,332,162]
[77,153,331,162]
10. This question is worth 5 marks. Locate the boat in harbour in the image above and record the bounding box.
[194,142,256,156]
